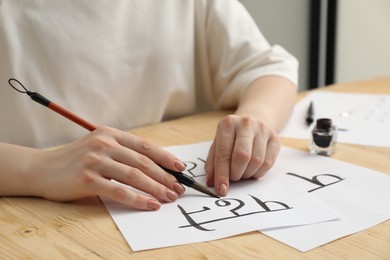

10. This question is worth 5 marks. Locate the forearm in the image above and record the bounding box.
[0,143,45,196]
[235,75,297,132]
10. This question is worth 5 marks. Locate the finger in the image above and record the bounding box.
[214,116,236,196]
[100,157,180,202]
[110,146,185,195]
[252,137,280,179]
[205,140,216,187]
[93,177,162,211]
[116,131,185,172]
[230,118,257,181]
[241,132,268,179]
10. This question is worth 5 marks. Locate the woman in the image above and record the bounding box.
[0,0,298,210]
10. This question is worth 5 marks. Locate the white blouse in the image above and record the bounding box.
[0,0,298,148]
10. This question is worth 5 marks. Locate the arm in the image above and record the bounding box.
[205,75,297,196]
[0,143,42,197]
[235,75,296,132]
[0,127,186,210]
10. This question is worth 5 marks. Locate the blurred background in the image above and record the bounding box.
[240,0,390,91]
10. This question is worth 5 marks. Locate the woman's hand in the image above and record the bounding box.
[205,115,281,196]
[204,76,297,196]
[31,126,186,210]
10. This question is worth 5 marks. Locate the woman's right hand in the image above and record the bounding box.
[29,126,186,210]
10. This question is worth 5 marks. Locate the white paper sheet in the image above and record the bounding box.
[280,92,390,147]
[102,142,339,251]
[261,147,390,252]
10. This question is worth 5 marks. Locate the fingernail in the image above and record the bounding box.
[219,183,228,196]
[166,189,178,202]
[174,182,186,194]
[174,160,186,171]
[147,199,161,210]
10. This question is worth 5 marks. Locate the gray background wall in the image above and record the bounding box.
[240,0,310,91]
[335,0,390,83]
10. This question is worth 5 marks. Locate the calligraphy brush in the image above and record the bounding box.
[8,78,220,198]
[159,166,219,198]
[306,101,314,127]
[8,78,97,131]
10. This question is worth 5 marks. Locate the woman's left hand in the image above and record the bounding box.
[204,114,281,196]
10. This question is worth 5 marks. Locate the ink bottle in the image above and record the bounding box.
[310,118,336,156]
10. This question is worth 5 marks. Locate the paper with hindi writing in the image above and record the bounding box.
[260,147,390,252]
[280,92,390,148]
[102,141,339,251]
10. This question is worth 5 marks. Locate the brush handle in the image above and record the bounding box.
[159,165,195,187]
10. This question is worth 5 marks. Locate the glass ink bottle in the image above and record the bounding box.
[310,118,336,156]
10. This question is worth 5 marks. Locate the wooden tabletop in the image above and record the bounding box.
[1,78,389,259]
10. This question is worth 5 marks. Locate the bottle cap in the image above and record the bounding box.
[316,118,332,131]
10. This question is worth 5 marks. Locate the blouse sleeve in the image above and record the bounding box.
[200,0,299,109]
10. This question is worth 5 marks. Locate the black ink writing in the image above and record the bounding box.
[177,194,292,231]
[287,172,344,192]
[182,157,206,178]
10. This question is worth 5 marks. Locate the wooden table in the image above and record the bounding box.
[1,78,389,259]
